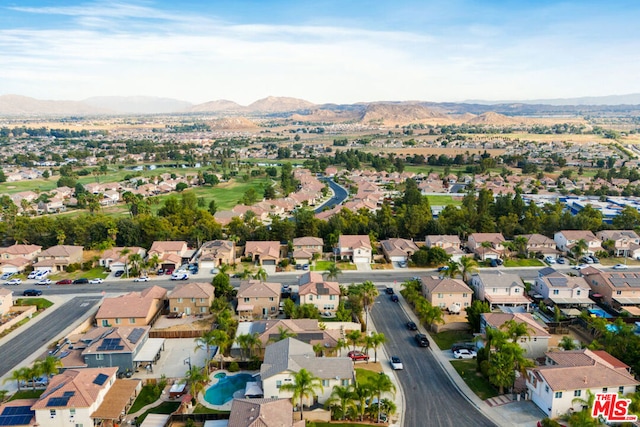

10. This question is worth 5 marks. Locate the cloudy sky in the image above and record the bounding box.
[1,0,639,105]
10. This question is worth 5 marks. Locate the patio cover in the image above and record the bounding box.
[139,414,170,427]
[133,338,165,363]
[613,296,640,305]
[236,304,254,311]
[92,379,141,420]
[549,297,593,305]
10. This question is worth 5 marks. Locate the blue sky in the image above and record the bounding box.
[1,0,639,105]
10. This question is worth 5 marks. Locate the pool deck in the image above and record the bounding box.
[198,370,259,411]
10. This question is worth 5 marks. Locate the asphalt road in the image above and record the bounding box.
[315,178,348,213]
[371,294,497,427]
[0,296,102,378]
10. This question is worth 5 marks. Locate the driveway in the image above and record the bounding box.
[355,262,372,271]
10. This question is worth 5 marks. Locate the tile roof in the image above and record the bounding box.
[244,241,281,259]
[380,238,419,257]
[169,282,214,299]
[426,235,461,245]
[0,244,41,256]
[81,326,150,355]
[38,245,83,258]
[298,281,340,297]
[96,286,166,320]
[238,280,280,298]
[32,368,118,410]
[228,398,299,427]
[533,364,637,392]
[482,313,550,337]
[338,235,372,250]
[149,241,187,253]
[421,276,472,294]
[91,379,141,420]
[557,230,598,241]
[292,237,323,246]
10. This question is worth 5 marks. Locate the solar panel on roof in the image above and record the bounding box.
[62,391,75,397]
[548,277,567,287]
[0,414,33,426]
[1,407,31,416]
[41,382,64,399]
[127,328,145,344]
[93,373,109,385]
[46,396,70,407]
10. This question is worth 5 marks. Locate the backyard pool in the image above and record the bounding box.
[588,308,613,319]
[204,373,254,405]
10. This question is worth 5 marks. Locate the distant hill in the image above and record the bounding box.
[207,117,259,129]
[246,96,316,113]
[360,103,446,124]
[465,93,640,106]
[189,99,245,113]
[83,96,192,114]
[0,94,110,116]
[465,111,523,125]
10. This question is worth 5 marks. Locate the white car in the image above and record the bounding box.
[88,278,104,284]
[453,349,477,359]
[5,278,22,285]
[390,356,403,370]
[27,271,38,279]
[134,276,150,282]
[613,264,628,270]
[545,256,556,264]
[171,272,189,281]
[572,264,588,270]
[36,279,52,286]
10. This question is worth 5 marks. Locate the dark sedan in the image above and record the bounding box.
[23,289,43,296]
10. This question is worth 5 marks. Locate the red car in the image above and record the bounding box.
[56,279,73,285]
[347,351,370,361]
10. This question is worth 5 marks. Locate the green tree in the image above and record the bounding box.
[487,350,514,394]
[346,330,362,351]
[37,356,63,378]
[253,267,268,281]
[326,384,355,421]
[370,332,386,363]
[571,239,589,263]
[368,373,396,423]
[459,256,478,283]
[269,326,297,343]
[3,367,29,391]
[212,272,234,300]
[279,368,324,420]
[558,336,579,351]
[195,330,219,369]
[466,300,491,333]
[184,365,208,399]
[324,263,342,281]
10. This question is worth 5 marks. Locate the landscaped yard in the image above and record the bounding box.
[13,298,53,310]
[431,330,474,351]
[503,258,545,267]
[135,401,181,424]
[450,359,499,400]
[130,384,162,414]
[426,195,462,206]
[8,389,44,400]
[193,404,230,414]
[355,367,383,385]
[311,260,335,272]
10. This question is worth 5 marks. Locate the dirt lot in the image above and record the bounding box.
[153,314,215,331]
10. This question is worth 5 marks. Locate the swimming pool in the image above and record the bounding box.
[204,373,254,405]
[588,308,613,318]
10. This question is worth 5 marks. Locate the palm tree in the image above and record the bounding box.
[279,369,324,420]
[360,281,379,331]
[195,330,218,369]
[346,330,362,352]
[370,332,386,363]
[501,319,532,342]
[37,356,62,378]
[443,261,461,279]
[184,365,208,399]
[565,390,600,427]
[253,267,268,281]
[3,367,29,391]
[235,332,261,360]
[24,365,43,391]
[513,236,529,258]
[459,256,478,283]
[479,241,493,261]
[369,373,396,423]
[351,382,372,421]
[415,299,444,329]
[487,351,514,395]
[211,329,231,369]
[128,253,143,277]
[326,384,355,421]
[120,248,131,277]
[558,336,578,351]
[571,239,589,263]
[335,338,348,357]
[269,326,297,343]
[324,264,342,281]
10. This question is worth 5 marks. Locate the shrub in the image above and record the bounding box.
[66,263,81,272]
[227,362,240,372]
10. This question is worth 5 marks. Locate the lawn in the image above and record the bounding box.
[355,367,383,386]
[311,261,335,272]
[135,401,181,424]
[130,385,162,414]
[431,330,474,351]
[13,298,53,310]
[503,258,545,267]
[8,389,44,400]
[450,359,499,400]
[426,195,462,206]
[48,267,109,281]
[192,404,230,414]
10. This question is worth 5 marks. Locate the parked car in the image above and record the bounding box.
[134,276,150,282]
[398,261,407,268]
[415,333,429,347]
[165,269,174,275]
[557,257,566,264]
[590,255,600,263]
[390,356,403,370]
[5,278,22,285]
[27,271,39,279]
[23,289,42,296]
[580,256,594,264]
[490,258,504,267]
[0,272,14,281]
[385,287,394,295]
[453,348,477,359]
[36,279,52,286]
[20,376,48,388]
[210,268,220,275]
[73,278,89,285]
[437,266,449,272]
[114,270,124,277]
[390,294,399,302]
[302,264,309,270]
[406,321,418,331]
[56,279,73,285]
[572,264,588,270]
[451,342,477,353]
[167,311,185,319]
[88,278,104,284]
[157,269,164,275]
[545,256,556,264]
[613,264,629,270]
[347,351,370,361]
[171,272,189,281]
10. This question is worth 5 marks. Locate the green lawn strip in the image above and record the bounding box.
[426,195,462,206]
[335,262,357,271]
[130,385,162,414]
[192,404,230,414]
[49,268,109,281]
[431,331,474,351]
[355,368,379,386]
[503,259,545,267]
[135,401,181,424]
[9,389,44,400]
[450,359,499,400]
[13,298,53,310]
[311,261,334,271]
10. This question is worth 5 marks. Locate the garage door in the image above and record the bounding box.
[390,256,406,263]
[262,260,277,266]
[353,257,369,264]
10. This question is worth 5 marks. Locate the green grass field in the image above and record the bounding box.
[450,359,499,400]
[503,259,545,267]
[355,368,380,386]
[431,330,474,351]
[426,195,462,206]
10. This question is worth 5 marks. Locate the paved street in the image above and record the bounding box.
[0,296,102,378]
[371,293,497,427]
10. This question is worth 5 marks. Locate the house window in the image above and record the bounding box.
[463,293,468,298]
[276,380,282,388]
[322,380,329,387]
[269,297,275,301]
[576,290,581,296]
[101,320,109,327]
[309,295,313,301]
[555,391,563,398]
[96,354,104,361]
[191,298,195,303]
[70,409,76,418]
[545,385,549,393]
[200,307,207,313]
[76,424,83,427]
[464,302,469,307]
[619,386,625,394]
[492,288,497,293]
[330,295,336,300]
[50,410,56,418]
[177,298,183,303]
[514,288,520,293]
[553,290,559,295]
[438,293,443,299]
[200,298,205,303]
[574,390,581,397]
[129,318,135,324]
[244,298,250,303]
[342,379,349,386]
[603,387,608,393]
[616,291,622,295]
[115,318,121,324]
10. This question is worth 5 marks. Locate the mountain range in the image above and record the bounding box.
[1,93,640,119]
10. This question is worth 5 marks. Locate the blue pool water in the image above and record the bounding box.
[204,373,253,405]
[588,308,613,319]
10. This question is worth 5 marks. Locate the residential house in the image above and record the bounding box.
[526,349,638,418]
[425,235,466,262]
[147,241,192,270]
[480,313,550,358]
[95,286,167,327]
[596,230,640,257]
[297,272,340,314]
[533,270,592,309]
[227,398,305,427]
[467,233,506,260]
[581,270,640,311]
[260,338,354,406]
[33,245,83,272]
[99,247,147,273]
[420,276,472,311]
[245,241,282,266]
[469,271,531,311]
[168,282,214,316]
[519,234,558,258]
[292,237,323,266]
[37,196,66,214]
[237,280,281,320]
[79,326,154,374]
[337,235,372,264]
[198,240,235,270]
[0,288,12,316]
[553,230,602,256]
[380,238,419,264]
[0,244,42,261]
[32,368,141,427]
